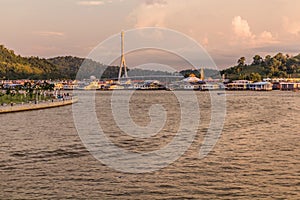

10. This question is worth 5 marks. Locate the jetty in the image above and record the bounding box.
[0,97,77,114]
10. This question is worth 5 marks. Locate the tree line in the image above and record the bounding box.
[222,53,300,81]
[2,44,300,81]
[0,81,55,104]
[0,45,126,80]
[0,45,173,80]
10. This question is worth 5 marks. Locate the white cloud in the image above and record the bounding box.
[128,1,169,28]
[231,16,277,46]
[256,31,278,46]
[144,0,167,6]
[34,31,65,37]
[202,37,209,47]
[77,1,104,6]
[127,1,225,49]
[259,31,274,41]
[232,16,254,39]
[283,17,300,35]
[127,2,283,67]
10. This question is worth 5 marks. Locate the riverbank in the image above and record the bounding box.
[0,97,77,114]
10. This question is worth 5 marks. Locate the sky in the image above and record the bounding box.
[1,0,300,69]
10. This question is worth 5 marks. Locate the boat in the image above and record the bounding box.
[136,80,167,90]
[101,84,124,90]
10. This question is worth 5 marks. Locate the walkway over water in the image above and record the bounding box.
[0,98,77,114]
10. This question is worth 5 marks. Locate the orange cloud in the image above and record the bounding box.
[231,16,277,47]
[77,1,104,6]
[232,16,254,39]
[34,31,65,37]
[283,17,300,35]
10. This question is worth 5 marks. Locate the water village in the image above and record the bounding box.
[1,74,300,94]
[2,71,299,114]
[1,31,300,112]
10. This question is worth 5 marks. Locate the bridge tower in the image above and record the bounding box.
[118,31,128,82]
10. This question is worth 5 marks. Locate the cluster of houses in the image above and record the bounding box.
[226,78,300,91]
[1,76,300,92]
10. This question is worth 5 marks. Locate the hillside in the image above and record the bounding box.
[221,53,300,81]
[3,44,300,81]
[0,45,61,79]
[0,45,124,80]
[0,45,175,80]
[47,56,121,79]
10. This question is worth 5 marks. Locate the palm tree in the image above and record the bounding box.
[238,57,246,66]
[252,55,263,65]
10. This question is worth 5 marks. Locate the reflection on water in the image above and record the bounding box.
[0,91,299,199]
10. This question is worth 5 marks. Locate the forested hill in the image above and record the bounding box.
[3,44,300,81]
[0,45,173,80]
[47,56,122,80]
[0,45,61,79]
[0,45,120,80]
[221,53,300,81]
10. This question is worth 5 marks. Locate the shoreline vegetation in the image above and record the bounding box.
[1,80,57,104]
[0,93,52,105]
[0,79,76,113]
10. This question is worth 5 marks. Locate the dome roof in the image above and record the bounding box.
[182,76,201,83]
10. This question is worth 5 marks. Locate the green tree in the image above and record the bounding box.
[264,55,272,66]
[237,57,246,66]
[274,53,287,64]
[252,55,262,65]
[249,73,261,82]
[0,92,4,104]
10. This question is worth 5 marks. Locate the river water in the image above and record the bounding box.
[0,91,299,199]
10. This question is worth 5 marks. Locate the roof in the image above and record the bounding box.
[252,82,272,85]
[182,76,201,83]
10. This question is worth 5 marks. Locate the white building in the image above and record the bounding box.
[248,82,273,91]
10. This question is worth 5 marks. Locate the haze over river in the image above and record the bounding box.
[0,91,299,199]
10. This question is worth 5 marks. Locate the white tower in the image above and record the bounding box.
[118,31,128,82]
[200,68,205,81]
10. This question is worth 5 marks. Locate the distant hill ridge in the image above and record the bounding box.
[0,45,174,80]
[1,44,300,81]
[0,45,122,80]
